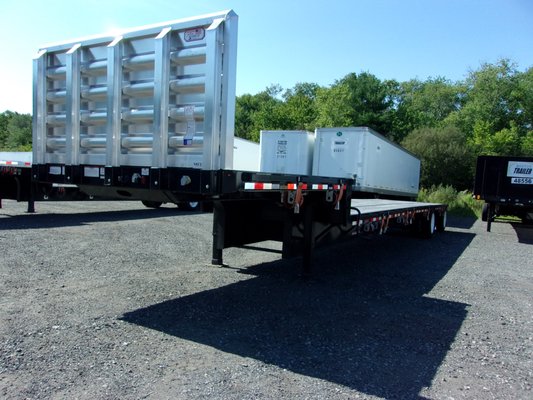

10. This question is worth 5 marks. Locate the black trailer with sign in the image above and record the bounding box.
[473,155,533,231]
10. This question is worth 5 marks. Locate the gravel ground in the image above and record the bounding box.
[0,199,532,400]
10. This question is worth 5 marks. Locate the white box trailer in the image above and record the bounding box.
[313,127,420,199]
[234,137,259,172]
[259,130,314,175]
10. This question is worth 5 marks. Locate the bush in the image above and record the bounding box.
[402,125,475,190]
[418,185,483,218]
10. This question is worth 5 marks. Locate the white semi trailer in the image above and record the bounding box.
[0,10,446,275]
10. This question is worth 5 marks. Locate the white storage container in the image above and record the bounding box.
[233,137,259,171]
[312,127,420,198]
[259,130,315,175]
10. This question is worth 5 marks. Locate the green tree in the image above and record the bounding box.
[402,125,475,190]
[392,77,463,141]
[0,111,14,149]
[315,72,395,135]
[235,93,263,141]
[521,131,533,156]
[445,59,531,156]
[235,85,289,141]
[0,111,32,151]
[314,83,353,127]
[282,82,320,131]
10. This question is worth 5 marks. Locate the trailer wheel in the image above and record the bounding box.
[179,201,200,211]
[436,210,447,232]
[422,212,436,238]
[142,200,162,209]
[481,203,490,222]
[522,212,533,225]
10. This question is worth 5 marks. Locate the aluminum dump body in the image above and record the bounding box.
[33,10,237,171]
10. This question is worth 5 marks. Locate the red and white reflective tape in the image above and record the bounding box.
[244,182,345,191]
[0,161,31,166]
[312,184,327,190]
[244,182,280,190]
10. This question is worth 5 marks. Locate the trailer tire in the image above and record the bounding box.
[179,201,200,211]
[436,210,447,232]
[142,200,163,209]
[522,212,533,225]
[422,212,436,238]
[481,203,490,222]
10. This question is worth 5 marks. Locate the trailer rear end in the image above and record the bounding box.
[474,155,533,231]
[1,154,33,209]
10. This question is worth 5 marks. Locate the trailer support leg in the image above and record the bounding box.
[302,203,315,277]
[27,182,36,213]
[486,203,492,232]
[211,201,225,265]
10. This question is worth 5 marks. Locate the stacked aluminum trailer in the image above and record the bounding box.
[6,10,448,275]
[33,10,238,204]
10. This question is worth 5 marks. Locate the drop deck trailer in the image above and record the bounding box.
[1,162,447,275]
[1,10,448,275]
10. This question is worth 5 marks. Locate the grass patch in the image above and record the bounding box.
[418,185,483,218]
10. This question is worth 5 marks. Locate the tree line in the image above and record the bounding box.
[0,111,32,152]
[2,59,531,190]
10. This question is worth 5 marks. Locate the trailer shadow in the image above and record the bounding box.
[122,228,475,398]
[511,222,533,245]
[0,207,201,230]
[445,214,478,229]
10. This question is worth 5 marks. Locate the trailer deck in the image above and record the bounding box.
[350,199,437,214]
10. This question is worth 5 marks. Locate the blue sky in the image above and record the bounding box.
[1,0,532,113]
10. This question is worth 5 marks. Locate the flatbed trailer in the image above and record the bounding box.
[209,173,447,275]
[1,161,447,275]
[0,9,448,275]
[0,157,34,210]
[1,154,91,212]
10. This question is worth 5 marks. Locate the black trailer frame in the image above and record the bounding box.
[2,163,447,275]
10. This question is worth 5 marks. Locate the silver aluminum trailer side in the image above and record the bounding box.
[32,10,238,206]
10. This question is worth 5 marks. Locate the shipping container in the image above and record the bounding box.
[259,130,314,175]
[312,127,420,198]
[234,137,259,172]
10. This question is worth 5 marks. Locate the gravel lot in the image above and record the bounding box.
[1,199,532,399]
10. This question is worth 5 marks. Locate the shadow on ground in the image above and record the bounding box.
[446,214,478,229]
[122,227,475,398]
[511,222,533,245]
[0,207,200,230]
